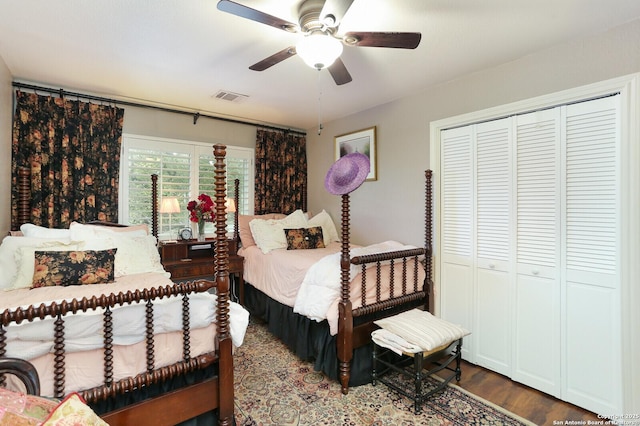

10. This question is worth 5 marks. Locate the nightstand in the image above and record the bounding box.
[159,239,244,302]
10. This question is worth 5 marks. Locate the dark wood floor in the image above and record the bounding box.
[436,361,599,426]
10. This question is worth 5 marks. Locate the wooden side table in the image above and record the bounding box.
[159,239,244,303]
[227,253,245,305]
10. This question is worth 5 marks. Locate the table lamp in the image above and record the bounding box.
[225,197,236,214]
[225,198,236,239]
[159,197,181,242]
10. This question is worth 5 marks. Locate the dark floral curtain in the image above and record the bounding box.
[254,129,307,215]
[11,91,124,229]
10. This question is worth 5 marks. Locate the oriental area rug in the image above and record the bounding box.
[233,320,534,426]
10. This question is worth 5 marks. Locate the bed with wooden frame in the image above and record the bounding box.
[235,170,433,394]
[0,144,240,425]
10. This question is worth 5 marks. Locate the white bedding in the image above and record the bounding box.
[293,241,417,321]
[0,225,250,398]
[1,272,249,359]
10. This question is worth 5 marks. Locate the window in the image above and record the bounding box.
[119,134,254,239]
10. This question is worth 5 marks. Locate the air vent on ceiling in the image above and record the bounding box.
[213,90,248,103]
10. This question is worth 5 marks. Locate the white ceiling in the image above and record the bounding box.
[1,0,640,131]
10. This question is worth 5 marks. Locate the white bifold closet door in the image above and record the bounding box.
[439,94,622,414]
[514,96,622,412]
[440,117,513,375]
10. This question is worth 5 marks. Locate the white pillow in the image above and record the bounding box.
[69,222,148,241]
[81,235,166,277]
[307,210,340,245]
[0,236,78,290]
[249,209,308,254]
[11,241,81,290]
[20,223,71,240]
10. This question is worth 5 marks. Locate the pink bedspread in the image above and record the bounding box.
[240,242,343,307]
[240,241,426,335]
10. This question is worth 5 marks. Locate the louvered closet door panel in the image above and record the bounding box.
[476,119,511,269]
[564,97,619,287]
[562,96,621,413]
[440,126,474,360]
[516,110,561,277]
[474,118,512,375]
[442,127,473,260]
[513,109,562,397]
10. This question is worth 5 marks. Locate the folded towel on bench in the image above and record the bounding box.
[371,328,423,355]
[374,309,470,352]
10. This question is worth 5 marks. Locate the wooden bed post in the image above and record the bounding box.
[213,144,234,426]
[151,174,158,238]
[337,193,353,394]
[233,178,240,243]
[16,166,31,229]
[425,170,434,313]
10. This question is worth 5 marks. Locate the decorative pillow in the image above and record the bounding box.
[249,210,308,254]
[31,249,117,288]
[1,237,79,291]
[285,227,325,250]
[0,387,58,425]
[42,393,108,426]
[307,210,340,245]
[238,213,286,248]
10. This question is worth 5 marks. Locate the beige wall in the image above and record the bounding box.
[0,56,12,235]
[122,106,256,148]
[306,17,640,247]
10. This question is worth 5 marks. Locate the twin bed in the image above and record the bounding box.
[1,145,244,425]
[235,169,433,393]
[1,140,434,424]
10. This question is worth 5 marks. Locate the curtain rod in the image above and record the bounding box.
[12,81,307,137]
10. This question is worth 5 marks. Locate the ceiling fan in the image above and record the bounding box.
[216,0,422,85]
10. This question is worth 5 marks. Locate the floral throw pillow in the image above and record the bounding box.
[284,227,325,250]
[0,387,58,426]
[32,249,117,288]
[42,393,108,426]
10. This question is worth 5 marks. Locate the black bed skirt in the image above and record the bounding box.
[244,282,424,387]
[90,365,219,426]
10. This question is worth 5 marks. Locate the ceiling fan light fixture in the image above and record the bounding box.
[296,33,343,70]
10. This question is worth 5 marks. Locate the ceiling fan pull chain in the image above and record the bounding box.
[317,69,324,135]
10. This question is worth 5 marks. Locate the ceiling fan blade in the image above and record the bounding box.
[249,47,297,71]
[327,57,352,85]
[320,0,355,26]
[344,32,421,49]
[217,0,298,33]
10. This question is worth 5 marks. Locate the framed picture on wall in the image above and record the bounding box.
[334,126,377,181]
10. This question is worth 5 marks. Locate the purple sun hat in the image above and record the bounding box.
[324,153,370,195]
